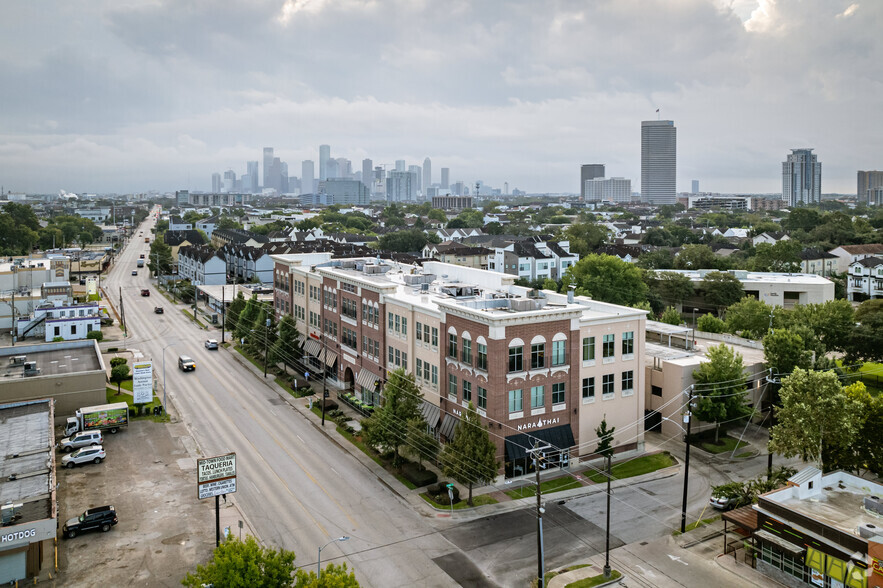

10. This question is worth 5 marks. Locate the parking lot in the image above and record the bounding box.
[55,419,217,587]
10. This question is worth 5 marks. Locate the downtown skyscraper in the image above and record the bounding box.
[641,120,677,204]
[782,148,821,206]
[319,145,331,181]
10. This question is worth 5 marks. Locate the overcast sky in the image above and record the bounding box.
[1,0,880,196]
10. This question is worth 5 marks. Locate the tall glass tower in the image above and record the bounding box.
[782,149,821,206]
[641,120,677,204]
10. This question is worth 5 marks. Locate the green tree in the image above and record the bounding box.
[217,215,244,230]
[786,299,855,353]
[110,362,130,395]
[763,330,812,380]
[440,402,498,506]
[659,306,682,326]
[451,208,484,228]
[750,240,802,272]
[781,208,821,233]
[822,384,883,476]
[566,254,649,307]
[235,296,260,341]
[595,416,615,459]
[700,271,744,313]
[563,222,609,257]
[246,306,276,358]
[691,344,749,443]
[674,244,719,270]
[427,209,447,223]
[769,369,863,472]
[843,299,883,363]
[541,278,559,292]
[293,563,360,588]
[405,417,440,467]
[697,313,725,333]
[226,291,247,333]
[646,271,694,306]
[724,297,778,339]
[636,249,676,270]
[362,369,423,469]
[147,239,174,277]
[271,315,302,373]
[641,227,676,247]
[181,535,296,588]
[377,229,431,253]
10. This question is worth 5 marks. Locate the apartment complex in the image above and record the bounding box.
[273,257,647,477]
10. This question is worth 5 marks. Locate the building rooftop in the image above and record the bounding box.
[658,268,833,286]
[0,399,55,524]
[0,340,104,379]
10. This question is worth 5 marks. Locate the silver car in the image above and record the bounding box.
[61,446,106,468]
[59,430,104,453]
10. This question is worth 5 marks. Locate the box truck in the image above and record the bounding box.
[64,402,129,436]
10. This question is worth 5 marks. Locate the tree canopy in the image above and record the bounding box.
[377,229,433,253]
[566,254,649,307]
[691,344,749,442]
[440,402,498,506]
[724,297,778,339]
[700,271,744,312]
[181,535,297,588]
[362,369,423,468]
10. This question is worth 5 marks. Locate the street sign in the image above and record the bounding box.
[197,452,237,499]
[132,361,153,404]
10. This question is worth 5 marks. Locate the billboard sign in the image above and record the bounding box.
[132,361,153,404]
[197,453,237,499]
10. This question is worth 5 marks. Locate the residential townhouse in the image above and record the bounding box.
[195,215,220,239]
[847,256,883,301]
[798,248,838,277]
[487,239,578,282]
[272,257,647,478]
[751,231,790,247]
[163,230,205,271]
[421,242,492,269]
[210,228,269,249]
[829,243,883,274]
[168,216,192,231]
[177,245,227,285]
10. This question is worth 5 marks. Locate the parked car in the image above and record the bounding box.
[61,446,106,468]
[709,494,736,510]
[59,430,104,453]
[141,289,150,296]
[131,270,138,276]
[62,505,118,539]
[178,355,196,371]
[204,339,218,350]
[154,307,164,314]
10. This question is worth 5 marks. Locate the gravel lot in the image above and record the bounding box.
[54,419,215,587]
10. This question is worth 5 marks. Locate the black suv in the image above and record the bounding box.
[62,505,118,538]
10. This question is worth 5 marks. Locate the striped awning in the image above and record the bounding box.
[420,400,441,429]
[440,413,460,441]
[323,350,338,368]
[356,369,379,390]
[304,339,322,358]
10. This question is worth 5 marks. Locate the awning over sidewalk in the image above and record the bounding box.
[754,530,805,556]
[420,400,441,429]
[440,413,460,441]
[722,505,758,531]
[322,350,338,368]
[504,424,576,462]
[356,369,379,390]
[304,339,322,358]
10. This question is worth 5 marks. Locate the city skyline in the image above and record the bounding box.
[1,1,881,195]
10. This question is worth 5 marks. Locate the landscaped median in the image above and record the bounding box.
[586,451,677,483]
[531,563,621,588]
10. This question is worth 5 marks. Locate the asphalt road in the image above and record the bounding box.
[102,211,460,588]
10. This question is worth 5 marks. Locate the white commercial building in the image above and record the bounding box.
[584,177,632,203]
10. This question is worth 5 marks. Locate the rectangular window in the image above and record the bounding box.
[603,334,615,359]
[71,324,77,334]
[602,374,615,397]
[416,358,423,379]
[388,346,394,365]
[388,313,394,331]
[552,382,565,404]
[509,345,523,372]
[651,385,662,397]
[582,337,595,361]
[552,340,566,366]
[431,365,438,386]
[401,317,407,336]
[424,324,431,345]
[582,377,595,400]
[531,385,544,408]
[395,315,401,333]
[402,352,407,370]
[622,331,634,356]
[395,348,401,366]
[463,380,472,402]
[508,389,523,413]
[448,334,458,358]
[461,339,472,364]
[478,387,487,410]
[531,343,545,369]
[449,375,458,399]
[431,327,438,347]
[477,343,487,370]
[622,370,634,394]
[416,321,423,341]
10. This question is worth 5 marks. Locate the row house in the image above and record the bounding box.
[163,230,205,271]
[177,245,227,286]
[421,242,492,270]
[272,256,647,479]
[829,243,883,274]
[487,239,578,282]
[168,216,192,231]
[799,248,838,277]
[848,256,883,301]
[210,228,269,249]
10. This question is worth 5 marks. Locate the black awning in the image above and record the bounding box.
[440,413,460,441]
[505,424,576,462]
[420,400,441,429]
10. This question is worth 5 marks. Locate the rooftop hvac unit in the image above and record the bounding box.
[858,523,880,539]
[865,495,883,516]
[1,503,23,525]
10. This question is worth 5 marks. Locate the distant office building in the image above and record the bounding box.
[336,157,351,179]
[441,167,450,189]
[691,180,699,194]
[319,144,331,181]
[858,170,883,205]
[585,177,632,203]
[870,186,883,206]
[302,160,315,195]
[451,181,465,196]
[580,164,605,200]
[687,195,751,211]
[408,165,422,197]
[752,197,788,211]
[280,162,289,193]
[386,171,415,202]
[782,148,821,206]
[423,158,431,193]
[641,120,677,204]
[211,173,221,193]
[432,195,473,211]
[223,170,236,193]
[320,179,371,205]
[263,148,274,189]
[395,160,406,172]
[362,159,373,193]
[247,161,259,193]
[504,182,509,195]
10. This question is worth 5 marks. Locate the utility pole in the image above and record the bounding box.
[320,344,328,427]
[119,286,127,337]
[220,286,225,344]
[604,454,612,578]
[527,442,551,587]
[10,287,15,346]
[263,318,270,378]
[680,385,694,534]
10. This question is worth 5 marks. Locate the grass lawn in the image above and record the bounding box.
[565,570,621,587]
[105,387,168,421]
[505,476,582,499]
[857,362,883,396]
[234,345,265,372]
[419,493,498,510]
[587,452,676,483]
[695,435,749,454]
[672,515,720,536]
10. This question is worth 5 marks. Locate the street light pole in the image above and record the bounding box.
[604,454,612,578]
[220,286,225,344]
[263,318,270,378]
[317,536,349,577]
[162,342,175,414]
[680,385,694,534]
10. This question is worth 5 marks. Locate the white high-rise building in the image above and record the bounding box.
[441,167,450,189]
[247,161,259,193]
[585,177,632,203]
[211,172,221,193]
[395,160,406,172]
[641,120,677,204]
[408,165,421,198]
[319,145,331,181]
[386,171,415,202]
[362,159,373,194]
[423,157,431,193]
[782,148,821,206]
[263,148,274,190]
[302,160,315,195]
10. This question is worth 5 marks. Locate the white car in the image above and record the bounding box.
[205,339,219,350]
[62,446,106,468]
